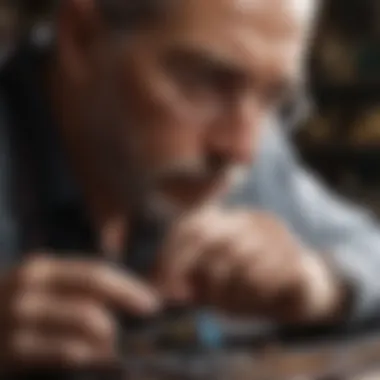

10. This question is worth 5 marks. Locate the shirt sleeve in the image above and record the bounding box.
[231,124,380,323]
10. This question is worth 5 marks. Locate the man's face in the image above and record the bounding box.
[61,0,313,218]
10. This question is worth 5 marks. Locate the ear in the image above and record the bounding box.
[56,0,104,84]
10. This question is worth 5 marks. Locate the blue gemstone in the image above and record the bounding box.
[195,312,224,349]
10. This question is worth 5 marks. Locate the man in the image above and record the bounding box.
[0,0,380,373]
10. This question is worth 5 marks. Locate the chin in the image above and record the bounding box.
[141,193,184,223]
[142,191,220,222]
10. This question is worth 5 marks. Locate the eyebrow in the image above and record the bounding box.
[164,45,251,84]
[164,44,300,99]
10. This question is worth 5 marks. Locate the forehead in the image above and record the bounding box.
[176,0,314,34]
[145,0,315,80]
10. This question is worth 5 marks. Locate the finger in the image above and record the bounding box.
[277,253,335,323]
[155,236,207,301]
[191,239,237,305]
[11,293,116,348]
[9,330,114,370]
[17,257,161,316]
[212,243,263,315]
[154,212,224,291]
[231,247,294,316]
[194,245,232,304]
[219,262,261,316]
[160,230,237,302]
[247,244,298,300]
[156,212,249,299]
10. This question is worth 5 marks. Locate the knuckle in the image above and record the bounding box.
[9,331,32,357]
[89,261,104,278]
[74,302,97,325]
[178,211,217,237]
[77,303,114,341]
[173,220,200,241]
[60,342,92,367]
[24,254,49,271]
[86,262,107,288]
[16,255,49,288]
[10,291,31,321]
[9,290,46,325]
[238,241,257,259]
[168,212,224,251]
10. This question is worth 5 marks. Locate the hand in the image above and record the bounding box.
[0,254,161,373]
[154,208,348,323]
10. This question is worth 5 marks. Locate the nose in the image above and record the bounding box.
[206,99,260,165]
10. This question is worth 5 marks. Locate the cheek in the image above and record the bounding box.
[136,113,204,173]
[119,66,208,171]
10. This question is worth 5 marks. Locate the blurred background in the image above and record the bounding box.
[0,1,380,379]
[297,0,380,215]
[1,0,380,216]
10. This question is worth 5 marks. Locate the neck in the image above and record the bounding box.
[48,60,130,257]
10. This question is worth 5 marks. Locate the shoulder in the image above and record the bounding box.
[227,117,297,207]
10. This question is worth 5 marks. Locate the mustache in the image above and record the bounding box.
[153,161,250,187]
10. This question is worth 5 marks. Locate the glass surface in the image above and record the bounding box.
[113,311,380,380]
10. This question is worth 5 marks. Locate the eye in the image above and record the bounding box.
[195,68,235,92]
[179,65,215,88]
[163,51,246,97]
[171,63,232,92]
[259,82,288,106]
